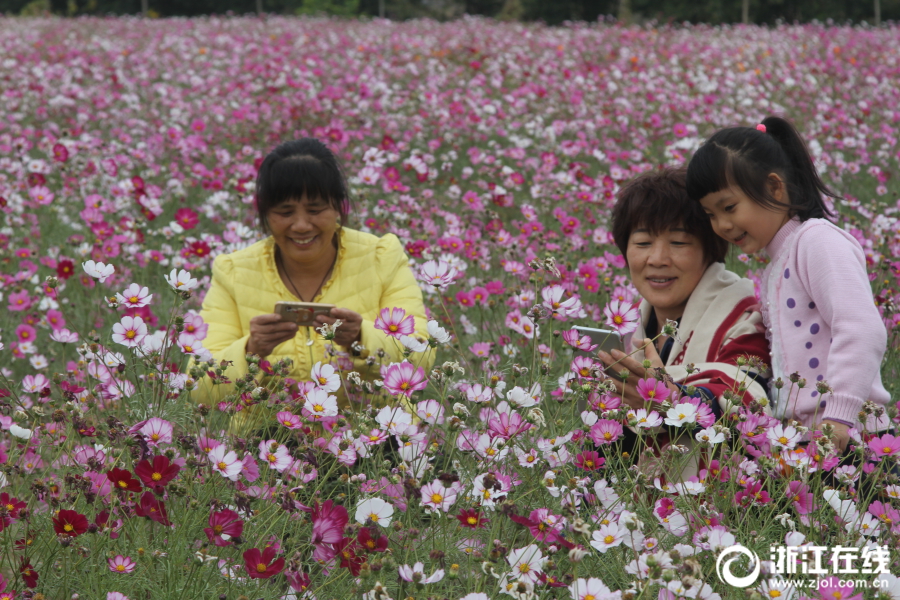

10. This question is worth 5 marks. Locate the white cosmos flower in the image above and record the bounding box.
[427,320,451,343]
[82,260,115,282]
[664,403,698,427]
[399,334,428,353]
[355,497,394,527]
[164,268,199,291]
[10,424,33,440]
[695,426,725,445]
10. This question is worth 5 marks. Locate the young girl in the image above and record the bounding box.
[685,116,893,452]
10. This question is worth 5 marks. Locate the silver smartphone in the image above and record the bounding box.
[572,326,625,355]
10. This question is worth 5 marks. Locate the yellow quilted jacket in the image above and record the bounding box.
[192,227,432,434]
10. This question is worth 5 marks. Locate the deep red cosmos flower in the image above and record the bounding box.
[135,492,171,526]
[134,455,181,490]
[56,259,75,279]
[106,468,142,493]
[242,547,284,579]
[333,537,365,576]
[357,527,388,553]
[20,559,38,588]
[204,509,244,547]
[53,509,89,537]
[456,508,489,529]
[0,493,26,519]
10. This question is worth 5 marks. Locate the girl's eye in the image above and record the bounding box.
[724,204,737,213]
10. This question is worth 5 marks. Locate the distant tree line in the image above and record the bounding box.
[2,0,897,26]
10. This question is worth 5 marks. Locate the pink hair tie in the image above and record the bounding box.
[756,124,767,133]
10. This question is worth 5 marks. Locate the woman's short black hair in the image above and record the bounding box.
[611,167,728,265]
[255,138,349,233]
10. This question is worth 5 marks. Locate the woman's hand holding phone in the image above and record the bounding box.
[598,338,680,410]
[313,307,363,348]
[246,314,299,358]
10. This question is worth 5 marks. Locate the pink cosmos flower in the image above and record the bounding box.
[415,399,445,424]
[418,259,457,288]
[258,440,292,472]
[488,412,532,439]
[420,480,459,513]
[310,500,349,545]
[785,480,814,515]
[208,445,242,480]
[813,577,863,600]
[735,481,770,506]
[7,289,32,312]
[112,316,148,348]
[50,328,79,343]
[382,361,428,396]
[205,509,244,547]
[574,450,605,471]
[276,411,303,429]
[561,329,598,352]
[302,388,339,421]
[589,420,623,445]
[139,417,173,447]
[108,555,136,574]
[107,594,130,600]
[603,299,639,335]
[868,433,900,460]
[374,307,415,339]
[116,284,153,308]
[636,377,670,403]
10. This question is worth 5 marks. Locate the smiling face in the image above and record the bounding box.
[626,227,708,324]
[699,180,791,255]
[267,195,340,270]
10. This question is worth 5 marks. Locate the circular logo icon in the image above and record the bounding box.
[715,544,761,588]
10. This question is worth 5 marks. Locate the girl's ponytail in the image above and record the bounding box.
[760,116,837,219]
[686,115,838,221]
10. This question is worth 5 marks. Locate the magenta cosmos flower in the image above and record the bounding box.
[381,361,428,396]
[868,433,900,460]
[243,547,284,580]
[374,307,416,339]
[205,509,244,547]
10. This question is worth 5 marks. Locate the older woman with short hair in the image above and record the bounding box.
[598,167,770,478]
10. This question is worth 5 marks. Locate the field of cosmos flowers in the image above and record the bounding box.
[1,14,900,600]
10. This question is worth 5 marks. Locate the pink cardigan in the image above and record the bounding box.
[761,217,891,431]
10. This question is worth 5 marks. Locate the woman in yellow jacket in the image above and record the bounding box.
[193,138,431,434]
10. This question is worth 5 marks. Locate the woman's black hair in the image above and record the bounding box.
[612,167,728,265]
[685,115,838,221]
[255,138,349,233]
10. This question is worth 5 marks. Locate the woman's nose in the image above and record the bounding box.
[647,243,670,265]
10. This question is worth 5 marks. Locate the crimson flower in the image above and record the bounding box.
[135,491,171,526]
[56,259,75,279]
[107,468,142,493]
[0,493,26,519]
[134,455,181,490]
[20,559,38,588]
[456,508,489,529]
[53,509,88,537]
[242,547,284,579]
[333,537,365,575]
[204,509,244,547]
[357,527,388,553]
